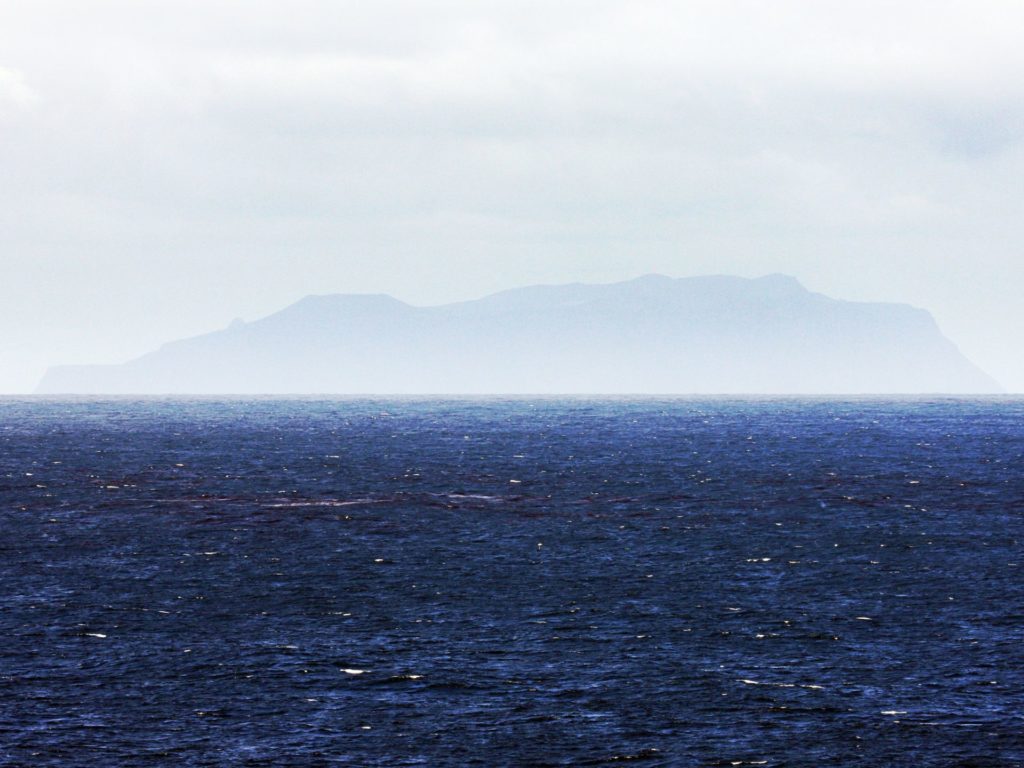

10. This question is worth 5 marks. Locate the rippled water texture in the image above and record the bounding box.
[1,398,1023,766]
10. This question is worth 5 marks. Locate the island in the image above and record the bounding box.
[36,274,1000,394]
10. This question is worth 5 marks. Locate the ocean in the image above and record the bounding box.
[1,398,1022,766]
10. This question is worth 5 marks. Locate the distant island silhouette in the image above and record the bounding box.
[36,274,999,394]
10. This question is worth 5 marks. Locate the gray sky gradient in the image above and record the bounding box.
[2,0,1023,393]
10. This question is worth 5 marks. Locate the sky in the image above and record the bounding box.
[2,0,1023,393]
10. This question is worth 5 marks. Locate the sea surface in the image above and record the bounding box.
[1,398,1022,767]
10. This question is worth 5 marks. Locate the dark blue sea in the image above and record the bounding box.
[2,398,1022,767]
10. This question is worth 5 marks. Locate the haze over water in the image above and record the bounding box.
[3,398,1022,766]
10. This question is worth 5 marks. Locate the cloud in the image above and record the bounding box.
[6,1,1023,229]
[0,66,38,108]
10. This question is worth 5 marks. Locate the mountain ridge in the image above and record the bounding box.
[36,274,1000,394]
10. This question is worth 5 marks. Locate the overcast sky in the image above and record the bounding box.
[2,1,1023,393]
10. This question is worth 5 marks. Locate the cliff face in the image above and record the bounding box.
[36,274,1000,394]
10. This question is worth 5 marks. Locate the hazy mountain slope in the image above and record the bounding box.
[36,274,1000,394]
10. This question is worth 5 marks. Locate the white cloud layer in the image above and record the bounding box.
[0,66,38,107]
[1,1,1023,391]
